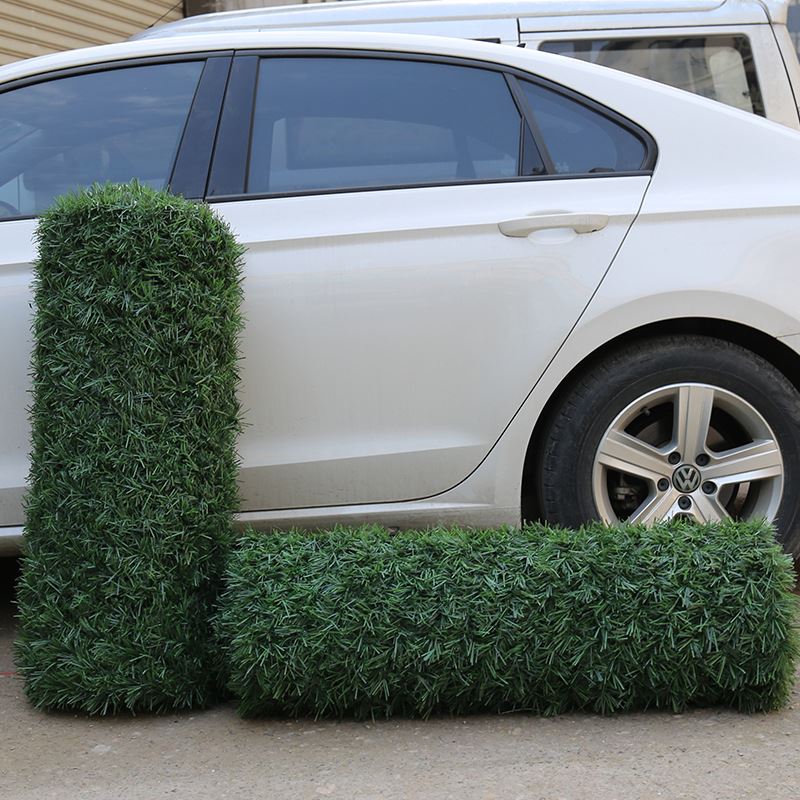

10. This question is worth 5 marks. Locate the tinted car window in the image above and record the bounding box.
[519,80,647,175]
[0,61,203,218]
[247,57,533,194]
[540,36,764,117]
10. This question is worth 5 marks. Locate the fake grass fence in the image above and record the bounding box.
[217,521,799,719]
[11,184,798,720]
[16,183,244,713]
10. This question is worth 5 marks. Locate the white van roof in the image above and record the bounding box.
[132,0,789,41]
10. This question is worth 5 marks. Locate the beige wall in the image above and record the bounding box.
[0,1,184,66]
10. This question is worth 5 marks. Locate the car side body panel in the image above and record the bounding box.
[1,33,800,548]
[0,218,35,539]
[236,33,800,530]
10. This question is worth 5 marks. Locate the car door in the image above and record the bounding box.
[207,52,655,511]
[0,54,229,528]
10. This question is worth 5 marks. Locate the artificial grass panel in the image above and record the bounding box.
[16,182,244,714]
[218,521,798,719]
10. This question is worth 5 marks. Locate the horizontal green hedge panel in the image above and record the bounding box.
[218,522,798,718]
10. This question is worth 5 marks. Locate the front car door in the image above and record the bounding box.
[0,54,229,534]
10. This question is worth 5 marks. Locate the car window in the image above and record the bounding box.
[0,61,203,219]
[790,6,800,60]
[540,36,764,117]
[519,80,648,175]
[247,57,534,195]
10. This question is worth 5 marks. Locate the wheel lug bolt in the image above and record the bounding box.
[668,452,682,465]
[657,478,670,492]
[678,496,692,510]
[702,481,717,495]
[696,453,710,467]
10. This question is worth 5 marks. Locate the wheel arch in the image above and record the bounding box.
[520,317,800,523]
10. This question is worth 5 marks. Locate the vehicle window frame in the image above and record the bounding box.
[0,52,231,222]
[206,48,658,204]
[169,55,233,199]
[207,55,259,198]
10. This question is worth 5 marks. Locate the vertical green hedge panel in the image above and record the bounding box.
[16,183,244,713]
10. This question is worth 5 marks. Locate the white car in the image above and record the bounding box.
[137,0,800,130]
[0,29,799,556]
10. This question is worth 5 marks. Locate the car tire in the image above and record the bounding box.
[536,335,800,555]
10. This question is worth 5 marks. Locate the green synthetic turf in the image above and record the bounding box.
[218,521,798,719]
[17,182,244,713]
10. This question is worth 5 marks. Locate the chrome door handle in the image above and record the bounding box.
[498,212,610,238]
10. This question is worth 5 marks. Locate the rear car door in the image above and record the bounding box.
[208,51,655,511]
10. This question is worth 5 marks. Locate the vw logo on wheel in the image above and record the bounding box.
[672,464,702,493]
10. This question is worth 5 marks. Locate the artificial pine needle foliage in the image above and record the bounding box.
[218,521,798,719]
[16,182,244,714]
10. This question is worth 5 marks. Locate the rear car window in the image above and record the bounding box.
[519,80,648,175]
[540,35,765,117]
[0,61,203,218]
[246,57,532,194]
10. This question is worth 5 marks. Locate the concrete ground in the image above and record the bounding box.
[2,556,800,800]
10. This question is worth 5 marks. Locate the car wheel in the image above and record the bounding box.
[536,335,800,555]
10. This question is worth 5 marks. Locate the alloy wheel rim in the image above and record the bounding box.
[592,383,784,525]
